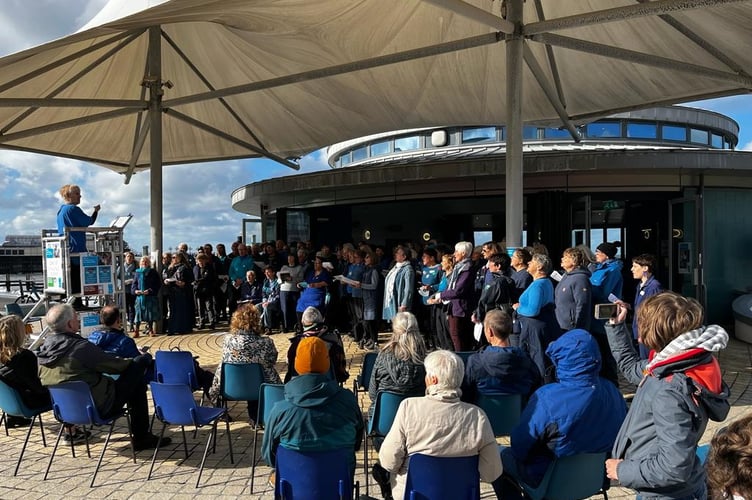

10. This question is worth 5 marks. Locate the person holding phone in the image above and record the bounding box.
[604,292,730,499]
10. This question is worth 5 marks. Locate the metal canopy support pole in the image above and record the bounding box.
[505,0,524,252]
[148,26,163,260]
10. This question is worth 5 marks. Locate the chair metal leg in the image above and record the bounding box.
[181,425,189,460]
[250,423,259,492]
[90,421,115,488]
[196,423,215,488]
[44,424,66,480]
[147,423,167,480]
[225,418,234,464]
[1,412,8,436]
[67,425,77,458]
[211,423,217,454]
[82,424,92,459]
[124,411,136,463]
[363,429,369,497]
[38,414,47,447]
[13,416,36,476]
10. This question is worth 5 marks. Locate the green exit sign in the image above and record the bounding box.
[603,200,619,210]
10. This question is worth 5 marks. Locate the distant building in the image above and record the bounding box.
[0,235,43,274]
[231,105,752,325]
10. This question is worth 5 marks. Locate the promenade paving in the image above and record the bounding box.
[1,324,750,499]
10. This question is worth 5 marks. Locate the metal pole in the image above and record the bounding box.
[148,26,163,262]
[505,0,524,252]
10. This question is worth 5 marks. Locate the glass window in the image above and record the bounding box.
[394,135,419,152]
[544,127,572,139]
[586,121,621,138]
[499,126,506,140]
[370,141,391,156]
[662,124,687,141]
[462,127,497,143]
[287,210,310,243]
[523,126,539,140]
[690,128,709,145]
[627,122,657,139]
[340,152,351,166]
[351,146,367,162]
[711,133,723,148]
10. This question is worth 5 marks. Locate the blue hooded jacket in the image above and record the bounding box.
[510,329,627,486]
[590,258,624,304]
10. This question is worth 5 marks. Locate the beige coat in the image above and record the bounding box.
[378,387,503,500]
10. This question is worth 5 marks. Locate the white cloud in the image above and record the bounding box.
[741,141,752,152]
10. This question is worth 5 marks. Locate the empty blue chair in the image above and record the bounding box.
[352,351,378,397]
[154,350,201,390]
[405,453,480,500]
[475,393,522,437]
[520,452,608,500]
[250,383,285,493]
[45,381,135,487]
[364,391,409,497]
[276,446,358,500]
[0,379,52,476]
[696,443,710,465]
[148,382,233,488]
[219,362,264,409]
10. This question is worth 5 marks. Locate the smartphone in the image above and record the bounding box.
[594,303,618,320]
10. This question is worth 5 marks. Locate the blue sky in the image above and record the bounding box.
[0,0,750,252]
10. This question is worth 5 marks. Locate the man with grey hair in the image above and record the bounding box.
[37,304,170,450]
[431,241,477,351]
[379,350,502,500]
[283,306,348,383]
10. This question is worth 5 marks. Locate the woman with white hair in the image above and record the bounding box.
[431,241,476,351]
[367,312,427,420]
[378,349,502,500]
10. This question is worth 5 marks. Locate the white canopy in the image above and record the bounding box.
[1,0,750,250]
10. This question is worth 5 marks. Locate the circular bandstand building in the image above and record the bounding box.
[232,106,752,326]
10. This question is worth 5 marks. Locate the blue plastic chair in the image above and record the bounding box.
[250,383,285,493]
[475,393,522,437]
[405,453,480,500]
[364,391,409,497]
[45,381,135,487]
[519,452,608,500]
[276,446,358,500]
[0,379,52,476]
[148,382,234,488]
[352,351,378,397]
[219,362,264,409]
[154,350,201,390]
[696,443,710,465]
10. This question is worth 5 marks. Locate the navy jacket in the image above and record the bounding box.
[462,345,541,403]
[554,267,592,332]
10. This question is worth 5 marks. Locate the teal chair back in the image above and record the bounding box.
[250,383,286,493]
[368,391,407,436]
[0,379,51,476]
[220,362,264,403]
[353,351,378,395]
[521,452,608,500]
[475,393,522,437]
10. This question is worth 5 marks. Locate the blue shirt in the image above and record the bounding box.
[516,278,554,317]
[57,203,97,254]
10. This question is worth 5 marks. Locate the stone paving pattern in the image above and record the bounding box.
[1,325,750,499]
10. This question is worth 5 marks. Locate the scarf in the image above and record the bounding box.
[425,384,461,402]
[384,261,409,308]
[646,324,728,371]
[447,258,471,291]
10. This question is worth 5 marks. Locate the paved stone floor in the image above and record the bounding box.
[1,325,750,499]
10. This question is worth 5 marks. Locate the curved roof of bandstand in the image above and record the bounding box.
[232,106,751,217]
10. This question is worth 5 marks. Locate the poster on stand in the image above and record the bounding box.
[44,240,66,292]
[80,252,115,296]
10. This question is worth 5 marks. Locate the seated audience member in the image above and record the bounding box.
[37,304,169,450]
[208,304,282,420]
[707,412,752,500]
[0,315,51,427]
[379,350,502,500]
[239,270,262,304]
[284,306,348,383]
[462,309,540,404]
[88,305,143,359]
[367,312,426,420]
[604,293,730,499]
[492,329,626,499]
[262,336,363,474]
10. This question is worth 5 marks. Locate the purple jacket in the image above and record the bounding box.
[439,259,475,317]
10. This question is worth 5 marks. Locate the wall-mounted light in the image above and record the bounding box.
[641,228,652,240]
[363,230,371,240]
[422,232,431,241]
[431,130,448,147]
[672,228,684,239]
